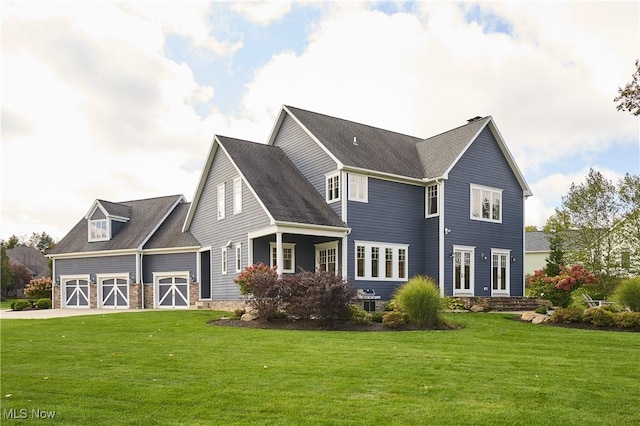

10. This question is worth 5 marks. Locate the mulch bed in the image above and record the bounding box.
[208,318,461,332]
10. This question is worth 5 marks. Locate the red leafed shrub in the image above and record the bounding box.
[281,270,357,321]
[526,265,598,308]
[551,265,598,292]
[234,263,278,296]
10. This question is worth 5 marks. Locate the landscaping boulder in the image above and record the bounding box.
[470,304,485,313]
[241,312,258,321]
[531,314,550,324]
[521,311,537,322]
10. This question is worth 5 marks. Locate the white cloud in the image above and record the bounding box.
[230,1,292,25]
[1,1,638,242]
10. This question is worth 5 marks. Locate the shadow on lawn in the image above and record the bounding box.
[209,318,463,331]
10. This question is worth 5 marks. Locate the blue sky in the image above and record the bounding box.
[2,1,639,241]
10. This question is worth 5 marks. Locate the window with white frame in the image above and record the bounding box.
[221,247,227,275]
[233,178,242,214]
[491,250,510,293]
[89,219,109,241]
[235,243,242,273]
[217,183,226,220]
[470,184,502,222]
[348,173,368,202]
[326,172,340,202]
[426,183,439,217]
[354,241,409,281]
[316,241,338,274]
[270,243,295,273]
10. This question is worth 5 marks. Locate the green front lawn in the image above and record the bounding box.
[1,311,638,425]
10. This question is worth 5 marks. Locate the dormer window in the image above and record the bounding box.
[89,219,109,241]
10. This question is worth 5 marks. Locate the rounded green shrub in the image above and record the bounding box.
[12,300,33,311]
[392,275,443,326]
[613,311,640,328]
[615,277,640,312]
[583,308,615,327]
[35,298,52,309]
[382,311,407,328]
[550,306,584,323]
[370,312,385,323]
[348,304,372,324]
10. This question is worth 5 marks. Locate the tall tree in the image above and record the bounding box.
[1,243,15,297]
[558,168,621,276]
[543,211,568,277]
[614,59,640,116]
[28,232,56,255]
[4,235,21,249]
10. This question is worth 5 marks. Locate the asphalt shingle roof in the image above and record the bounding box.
[285,106,425,178]
[50,195,184,254]
[97,200,132,218]
[416,117,490,179]
[285,106,490,180]
[218,135,346,228]
[144,202,199,249]
[525,231,550,252]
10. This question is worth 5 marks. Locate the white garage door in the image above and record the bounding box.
[155,274,189,309]
[63,277,90,308]
[100,276,129,308]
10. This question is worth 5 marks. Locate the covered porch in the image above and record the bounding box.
[247,222,350,277]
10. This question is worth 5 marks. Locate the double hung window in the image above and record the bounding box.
[326,173,340,202]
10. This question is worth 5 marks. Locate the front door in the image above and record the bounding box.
[100,276,129,308]
[453,248,474,295]
[63,277,90,308]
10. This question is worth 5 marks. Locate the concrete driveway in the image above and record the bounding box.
[0,308,139,320]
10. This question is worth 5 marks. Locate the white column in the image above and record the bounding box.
[276,231,283,277]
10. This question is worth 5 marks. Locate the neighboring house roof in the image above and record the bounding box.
[217,135,347,228]
[525,231,550,252]
[7,246,50,278]
[271,105,531,195]
[50,195,187,255]
[144,202,200,249]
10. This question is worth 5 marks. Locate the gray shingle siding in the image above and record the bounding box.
[55,255,136,278]
[443,127,524,296]
[91,209,106,220]
[273,114,342,217]
[143,253,197,284]
[190,143,270,300]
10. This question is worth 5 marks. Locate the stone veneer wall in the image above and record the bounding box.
[53,285,61,309]
[89,284,97,308]
[129,284,141,309]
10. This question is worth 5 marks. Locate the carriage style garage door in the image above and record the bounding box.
[99,275,129,308]
[154,273,189,309]
[62,276,90,308]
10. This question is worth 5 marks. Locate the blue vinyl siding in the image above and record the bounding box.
[424,217,440,283]
[190,143,270,300]
[443,127,524,296]
[142,252,197,284]
[55,255,136,278]
[253,234,340,273]
[273,114,342,217]
[346,177,425,299]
